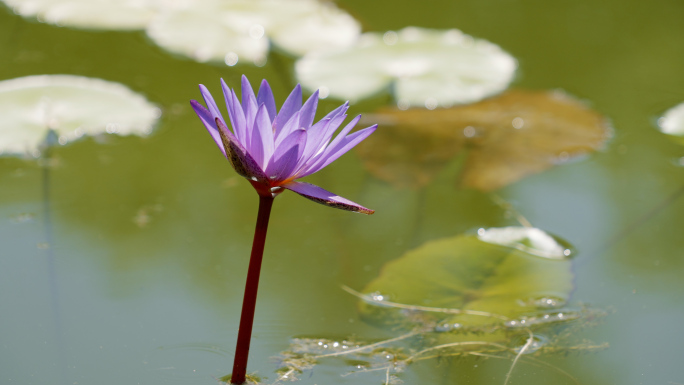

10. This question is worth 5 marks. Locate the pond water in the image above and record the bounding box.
[1,0,684,384]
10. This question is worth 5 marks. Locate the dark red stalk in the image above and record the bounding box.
[231,194,274,384]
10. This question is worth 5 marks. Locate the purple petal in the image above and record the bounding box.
[283,181,374,214]
[299,117,330,161]
[215,118,267,181]
[301,102,350,159]
[310,124,378,174]
[253,104,275,168]
[321,102,349,121]
[257,79,277,122]
[317,114,348,147]
[190,100,225,157]
[230,90,248,148]
[274,110,301,148]
[301,122,377,177]
[199,84,224,121]
[273,84,302,136]
[241,75,258,115]
[241,86,258,140]
[250,123,264,169]
[220,79,241,143]
[267,129,306,180]
[298,90,319,129]
[298,114,346,167]
[301,115,359,172]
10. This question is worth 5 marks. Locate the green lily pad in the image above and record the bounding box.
[0,75,160,156]
[358,231,574,331]
[296,26,517,106]
[657,102,684,145]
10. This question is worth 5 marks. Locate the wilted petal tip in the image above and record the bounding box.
[284,181,375,215]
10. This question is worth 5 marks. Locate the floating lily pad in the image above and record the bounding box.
[146,0,360,65]
[2,0,159,30]
[356,89,612,191]
[0,75,160,156]
[657,102,684,145]
[296,27,517,106]
[145,4,269,65]
[3,0,359,64]
[266,0,360,56]
[358,231,574,330]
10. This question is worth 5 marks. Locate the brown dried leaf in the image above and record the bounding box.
[356,90,612,191]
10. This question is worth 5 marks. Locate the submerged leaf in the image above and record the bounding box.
[358,232,573,330]
[357,89,612,191]
[0,75,160,156]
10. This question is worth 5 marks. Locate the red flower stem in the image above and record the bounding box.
[231,194,274,384]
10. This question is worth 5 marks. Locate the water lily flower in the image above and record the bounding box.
[191,75,376,214]
[190,76,377,384]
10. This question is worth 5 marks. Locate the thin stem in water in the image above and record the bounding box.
[41,140,69,385]
[231,194,274,384]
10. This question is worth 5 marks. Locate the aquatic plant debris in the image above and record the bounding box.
[272,293,607,384]
[191,75,376,213]
[0,74,160,157]
[356,89,612,191]
[296,26,517,107]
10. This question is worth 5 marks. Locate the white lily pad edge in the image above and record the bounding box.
[477,226,572,260]
[658,102,684,137]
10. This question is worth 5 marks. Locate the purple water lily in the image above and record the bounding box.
[191,75,376,214]
[190,76,377,385]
